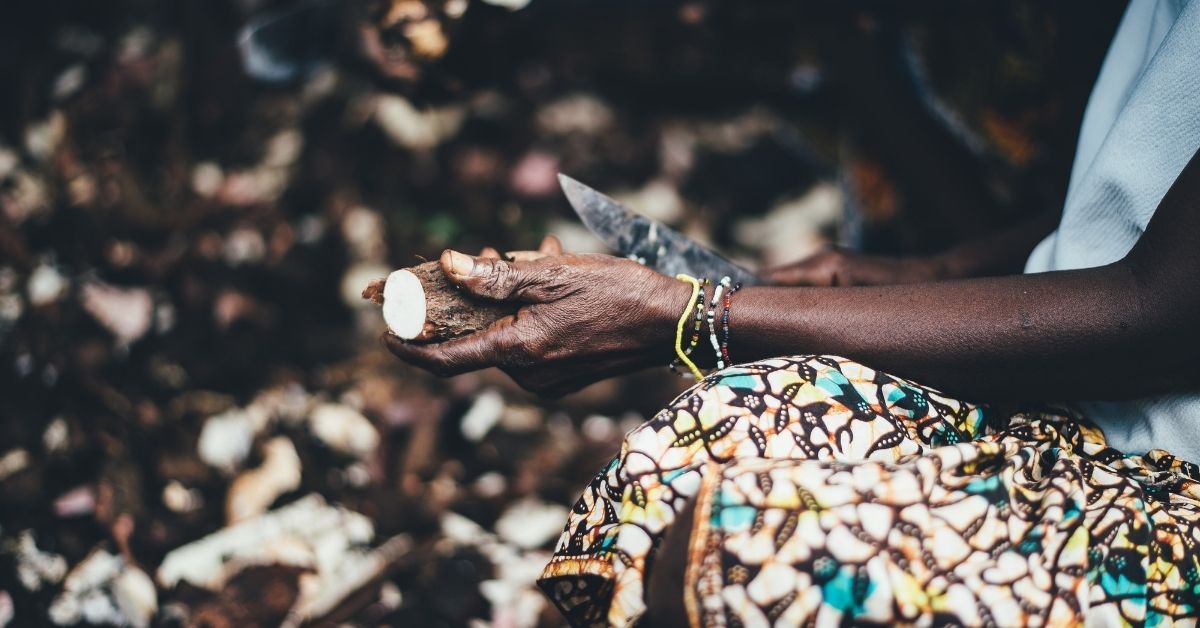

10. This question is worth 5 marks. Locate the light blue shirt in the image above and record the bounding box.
[1024,0,1200,461]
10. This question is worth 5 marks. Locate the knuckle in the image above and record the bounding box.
[427,358,455,378]
[482,260,518,297]
[527,322,561,355]
[424,347,474,377]
[442,349,483,376]
[507,342,535,368]
[522,264,574,300]
[508,329,548,368]
[487,326,526,364]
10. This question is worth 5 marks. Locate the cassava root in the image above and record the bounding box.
[361,261,515,341]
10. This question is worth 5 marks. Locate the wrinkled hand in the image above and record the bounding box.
[760,246,944,287]
[384,236,689,396]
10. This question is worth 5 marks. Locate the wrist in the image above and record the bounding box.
[643,276,698,361]
[660,277,726,370]
[689,281,720,369]
[648,275,724,371]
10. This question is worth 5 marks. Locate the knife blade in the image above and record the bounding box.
[557,174,759,286]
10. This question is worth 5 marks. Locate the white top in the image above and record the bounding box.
[1024,0,1200,460]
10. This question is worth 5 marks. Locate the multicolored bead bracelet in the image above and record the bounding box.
[671,274,706,380]
[720,281,741,367]
[707,276,732,369]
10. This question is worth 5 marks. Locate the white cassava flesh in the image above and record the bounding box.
[364,261,515,341]
[381,270,425,339]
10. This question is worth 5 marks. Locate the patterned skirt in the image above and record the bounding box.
[536,355,1200,627]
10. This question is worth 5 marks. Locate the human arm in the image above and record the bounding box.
[386,147,1200,402]
[728,148,1200,401]
[761,208,1060,286]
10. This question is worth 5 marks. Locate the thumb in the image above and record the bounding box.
[440,249,554,302]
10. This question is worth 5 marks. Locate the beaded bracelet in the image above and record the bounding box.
[706,276,731,369]
[669,277,707,376]
[720,281,741,367]
[687,278,708,359]
[671,274,706,380]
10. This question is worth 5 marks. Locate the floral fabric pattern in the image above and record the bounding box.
[537,355,1200,626]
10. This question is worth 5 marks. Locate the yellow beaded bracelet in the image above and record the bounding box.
[673,274,705,380]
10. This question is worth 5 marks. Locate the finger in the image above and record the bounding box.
[506,250,548,262]
[505,234,562,262]
[480,247,502,259]
[538,233,563,255]
[383,319,518,376]
[439,249,561,302]
[759,262,832,287]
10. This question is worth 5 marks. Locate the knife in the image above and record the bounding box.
[557,174,759,286]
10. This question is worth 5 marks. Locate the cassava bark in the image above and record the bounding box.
[362,261,515,341]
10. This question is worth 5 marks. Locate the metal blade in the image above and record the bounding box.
[238,0,338,83]
[558,174,758,285]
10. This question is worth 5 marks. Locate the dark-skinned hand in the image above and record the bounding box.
[761,246,945,287]
[388,148,1200,404]
[384,235,691,396]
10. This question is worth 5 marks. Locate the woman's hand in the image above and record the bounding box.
[477,232,565,262]
[761,247,946,287]
[384,242,691,396]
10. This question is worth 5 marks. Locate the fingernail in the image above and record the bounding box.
[447,250,475,276]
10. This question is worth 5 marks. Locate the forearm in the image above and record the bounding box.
[390,153,1199,403]
[727,149,1200,403]
[724,263,1194,402]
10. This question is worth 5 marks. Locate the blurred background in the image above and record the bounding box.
[0,1,1125,626]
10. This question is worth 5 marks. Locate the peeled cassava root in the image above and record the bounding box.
[361,261,515,341]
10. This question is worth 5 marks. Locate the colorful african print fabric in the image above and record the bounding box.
[537,355,1200,627]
